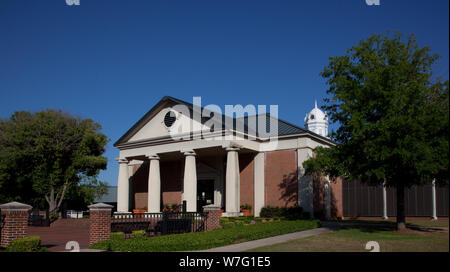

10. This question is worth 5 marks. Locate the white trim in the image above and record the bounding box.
[254,152,265,217]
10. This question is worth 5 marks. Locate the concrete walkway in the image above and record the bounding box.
[197,224,339,252]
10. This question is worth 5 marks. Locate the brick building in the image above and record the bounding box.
[113,96,342,218]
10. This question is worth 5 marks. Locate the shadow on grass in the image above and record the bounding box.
[333,220,448,234]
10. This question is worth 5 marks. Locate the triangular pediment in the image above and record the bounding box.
[114,97,201,145]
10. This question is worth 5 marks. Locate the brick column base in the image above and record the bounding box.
[88,203,113,246]
[0,201,32,247]
[203,205,222,231]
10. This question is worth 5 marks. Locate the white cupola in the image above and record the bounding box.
[304,100,329,137]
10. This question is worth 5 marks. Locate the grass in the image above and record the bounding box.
[407,220,449,228]
[249,222,449,252]
[89,219,320,252]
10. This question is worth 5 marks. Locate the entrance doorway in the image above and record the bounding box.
[197,179,214,211]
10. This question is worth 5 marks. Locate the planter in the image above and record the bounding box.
[219,209,224,217]
[133,209,146,218]
[241,209,252,217]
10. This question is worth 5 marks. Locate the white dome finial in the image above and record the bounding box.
[305,100,329,138]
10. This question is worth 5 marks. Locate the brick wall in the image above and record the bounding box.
[239,153,255,214]
[88,203,112,246]
[160,160,182,206]
[330,177,343,219]
[132,162,149,210]
[313,174,343,219]
[203,205,221,231]
[131,160,183,210]
[0,202,32,247]
[264,150,298,207]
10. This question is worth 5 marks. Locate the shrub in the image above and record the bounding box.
[314,210,325,220]
[110,232,125,240]
[219,216,261,228]
[260,206,304,220]
[132,230,147,238]
[5,236,48,252]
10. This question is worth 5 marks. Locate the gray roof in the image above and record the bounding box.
[94,186,117,203]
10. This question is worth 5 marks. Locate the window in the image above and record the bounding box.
[164,110,177,128]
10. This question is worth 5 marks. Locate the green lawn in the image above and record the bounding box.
[90,219,320,252]
[407,220,449,228]
[249,222,449,252]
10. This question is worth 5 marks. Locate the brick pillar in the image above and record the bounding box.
[0,201,32,247]
[88,203,113,246]
[203,205,222,231]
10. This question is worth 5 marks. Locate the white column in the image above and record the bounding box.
[382,180,388,220]
[224,147,241,217]
[183,150,197,212]
[254,152,265,217]
[147,155,161,213]
[297,148,313,218]
[325,177,331,220]
[431,178,437,220]
[116,158,130,213]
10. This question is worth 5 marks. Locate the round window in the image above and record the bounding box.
[164,110,177,128]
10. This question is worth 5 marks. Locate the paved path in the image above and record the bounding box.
[28,219,89,252]
[197,224,339,252]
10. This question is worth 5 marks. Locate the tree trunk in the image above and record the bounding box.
[45,183,68,214]
[396,183,406,231]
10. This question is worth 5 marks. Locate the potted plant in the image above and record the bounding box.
[171,203,180,212]
[240,204,252,217]
[162,204,171,212]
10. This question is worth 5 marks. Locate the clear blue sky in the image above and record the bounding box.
[1,0,448,186]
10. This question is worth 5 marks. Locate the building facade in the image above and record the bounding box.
[114,96,343,218]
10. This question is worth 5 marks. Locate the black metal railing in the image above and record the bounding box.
[111,211,207,236]
[28,209,50,227]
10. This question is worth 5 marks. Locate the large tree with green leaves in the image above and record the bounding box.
[0,110,109,213]
[303,32,449,230]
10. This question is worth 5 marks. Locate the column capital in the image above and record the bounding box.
[182,150,196,156]
[225,146,240,152]
[146,154,160,160]
[116,158,129,164]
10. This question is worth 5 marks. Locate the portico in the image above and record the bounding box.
[116,143,255,215]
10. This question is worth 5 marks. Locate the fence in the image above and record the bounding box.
[111,211,207,236]
[88,203,221,245]
[343,180,449,217]
[28,209,50,227]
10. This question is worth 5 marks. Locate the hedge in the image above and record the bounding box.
[4,236,48,252]
[90,219,320,252]
[259,206,309,220]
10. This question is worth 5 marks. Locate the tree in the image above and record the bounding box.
[0,110,108,213]
[303,32,449,230]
